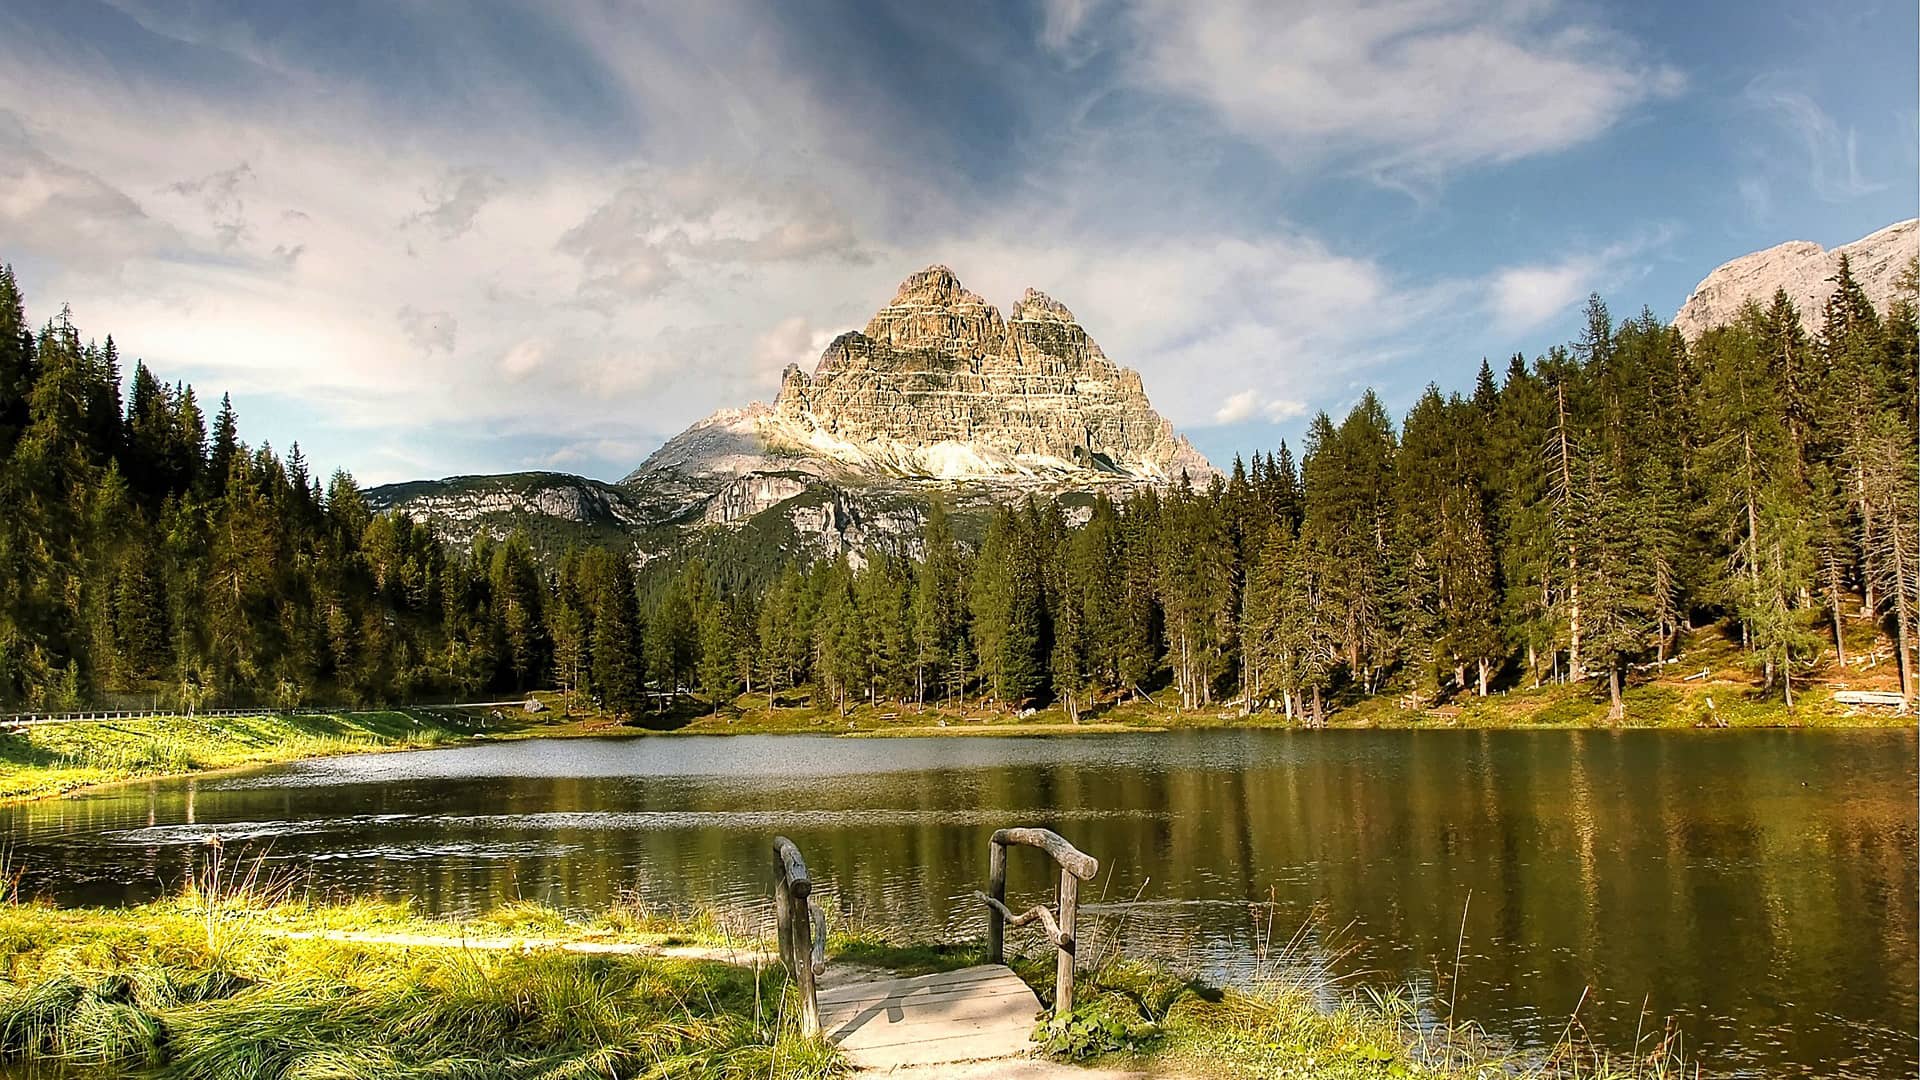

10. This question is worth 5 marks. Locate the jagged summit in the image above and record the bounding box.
[1673,219,1918,338]
[631,265,1212,489]
[1014,288,1076,322]
[376,265,1216,564]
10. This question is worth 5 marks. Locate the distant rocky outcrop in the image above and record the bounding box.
[371,266,1211,568]
[1673,219,1918,338]
[626,265,1211,487]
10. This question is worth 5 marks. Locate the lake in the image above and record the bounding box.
[2,729,1912,1078]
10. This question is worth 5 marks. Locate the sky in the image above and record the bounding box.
[0,0,1913,486]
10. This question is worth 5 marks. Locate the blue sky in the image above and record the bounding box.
[0,0,1913,485]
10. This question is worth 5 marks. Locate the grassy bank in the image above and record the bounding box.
[646,626,1911,736]
[0,882,1694,1080]
[839,928,1693,1080]
[0,709,584,803]
[0,888,836,1080]
[3,621,1904,807]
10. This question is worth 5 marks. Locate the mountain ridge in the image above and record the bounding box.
[372,264,1210,566]
[623,264,1211,488]
[371,221,1917,568]
[1673,219,1917,338]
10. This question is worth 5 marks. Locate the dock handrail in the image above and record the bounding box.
[772,836,826,1035]
[975,827,1099,1017]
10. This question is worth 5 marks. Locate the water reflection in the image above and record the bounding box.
[1,729,1912,1079]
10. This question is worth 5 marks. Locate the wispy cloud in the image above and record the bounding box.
[404,168,504,240]
[1744,75,1887,202]
[1113,0,1683,182]
[1487,229,1673,334]
[0,1,1721,484]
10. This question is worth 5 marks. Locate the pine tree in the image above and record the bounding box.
[912,504,965,705]
[592,557,643,718]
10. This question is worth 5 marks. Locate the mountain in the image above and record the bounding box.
[1673,219,1918,338]
[368,265,1212,568]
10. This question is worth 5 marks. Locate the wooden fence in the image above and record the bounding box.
[772,835,827,1035]
[976,826,1100,1016]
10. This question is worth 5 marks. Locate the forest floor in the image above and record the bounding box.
[0,878,1689,1080]
[653,623,1911,737]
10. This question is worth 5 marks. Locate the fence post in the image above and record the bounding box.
[975,828,1098,1022]
[772,836,821,1036]
[986,837,1007,964]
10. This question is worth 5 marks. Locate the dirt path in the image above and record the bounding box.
[268,928,770,964]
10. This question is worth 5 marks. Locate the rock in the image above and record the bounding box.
[523,698,546,714]
[629,264,1214,487]
[1673,219,1918,338]
[370,263,1219,567]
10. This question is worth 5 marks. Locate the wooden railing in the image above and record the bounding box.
[975,827,1099,1017]
[772,836,827,1035]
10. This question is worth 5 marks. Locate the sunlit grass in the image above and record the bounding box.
[0,879,839,1080]
[0,710,491,803]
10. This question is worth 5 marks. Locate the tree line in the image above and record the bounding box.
[0,258,1913,719]
[0,266,553,711]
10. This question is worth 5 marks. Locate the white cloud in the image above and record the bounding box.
[0,112,181,273]
[751,316,838,376]
[498,339,545,381]
[164,162,254,248]
[1212,391,1305,426]
[1039,0,1107,64]
[405,167,504,239]
[1491,263,1589,334]
[1214,389,1259,424]
[396,305,456,354]
[1124,0,1683,178]
[1486,227,1671,334]
[1263,398,1307,421]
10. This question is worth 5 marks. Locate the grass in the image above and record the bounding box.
[0,706,639,804]
[816,906,1696,1080]
[0,710,488,803]
[0,867,839,1080]
[0,842,1704,1080]
[653,622,1910,736]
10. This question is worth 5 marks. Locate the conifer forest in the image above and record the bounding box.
[1,260,1913,721]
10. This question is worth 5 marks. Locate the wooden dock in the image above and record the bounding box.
[772,827,1100,1071]
[819,964,1043,1070]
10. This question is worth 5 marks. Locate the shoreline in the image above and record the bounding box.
[0,893,1693,1080]
[1,686,1909,806]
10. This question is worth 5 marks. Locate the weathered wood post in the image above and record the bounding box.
[975,827,1098,1022]
[1055,862,1079,1015]
[986,836,1008,963]
[772,835,822,1036]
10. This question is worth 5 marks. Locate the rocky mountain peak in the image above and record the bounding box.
[862,264,1005,355]
[1012,288,1076,323]
[631,263,1215,490]
[1673,219,1917,338]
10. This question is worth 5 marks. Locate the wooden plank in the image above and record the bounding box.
[825,990,1038,1043]
[842,1028,1037,1070]
[819,963,1041,1070]
[820,983,1037,1030]
[1835,690,1907,706]
[815,964,1010,1004]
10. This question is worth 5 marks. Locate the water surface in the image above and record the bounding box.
[4,729,1913,1078]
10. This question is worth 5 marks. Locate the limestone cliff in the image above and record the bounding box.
[372,265,1218,568]
[1673,219,1918,338]
[627,265,1211,487]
